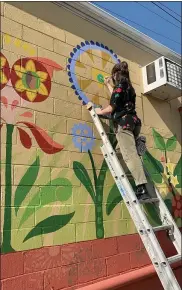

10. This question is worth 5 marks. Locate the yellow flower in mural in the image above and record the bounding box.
[157,159,179,197]
[0,56,7,84]
[77,54,113,105]
[0,53,10,89]
[68,42,119,105]
[13,60,49,102]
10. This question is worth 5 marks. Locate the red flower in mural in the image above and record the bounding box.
[17,121,64,153]
[172,194,182,218]
[1,52,65,253]
[0,53,10,90]
[11,58,51,102]
[1,54,64,154]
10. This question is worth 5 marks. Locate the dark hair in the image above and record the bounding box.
[111,61,132,88]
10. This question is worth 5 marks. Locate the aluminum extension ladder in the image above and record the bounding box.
[87,102,182,290]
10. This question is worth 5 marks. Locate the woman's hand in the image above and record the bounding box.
[95,108,102,115]
[104,76,112,86]
[95,105,114,115]
[104,77,113,95]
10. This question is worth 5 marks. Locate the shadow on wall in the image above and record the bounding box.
[142,95,181,144]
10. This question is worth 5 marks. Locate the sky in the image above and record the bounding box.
[92,1,181,55]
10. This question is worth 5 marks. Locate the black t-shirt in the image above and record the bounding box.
[109,82,141,134]
[110,83,136,116]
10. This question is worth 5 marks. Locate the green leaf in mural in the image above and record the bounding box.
[23,212,75,242]
[106,183,123,215]
[174,156,182,188]
[143,151,164,183]
[88,150,97,187]
[19,178,72,228]
[144,204,161,226]
[164,199,172,213]
[97,160,108,190]
[73,161,95,202]
[14,156,40,215]
[152,128,166,150]
[166,135,177,151]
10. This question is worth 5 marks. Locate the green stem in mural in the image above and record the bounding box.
[88,150,104,239]
[2,124,15,253]
[164,149,175,197]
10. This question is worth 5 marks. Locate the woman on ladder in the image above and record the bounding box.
[95,61,150,201]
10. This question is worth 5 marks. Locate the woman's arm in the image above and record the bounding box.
[95,105,114,116]
[107,83,113,95]
[104,77,113,95]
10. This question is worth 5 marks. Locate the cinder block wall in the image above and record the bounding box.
[1,2,181,289]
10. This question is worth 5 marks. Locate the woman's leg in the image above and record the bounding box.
[116,127,147,186]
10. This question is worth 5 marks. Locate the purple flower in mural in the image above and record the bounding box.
[71,123,95,152]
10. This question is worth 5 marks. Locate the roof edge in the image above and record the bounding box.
[53,1,181,65]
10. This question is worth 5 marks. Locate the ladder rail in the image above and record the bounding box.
[143,165,181,254]
[102,144,181,290]
[87,103,181,290]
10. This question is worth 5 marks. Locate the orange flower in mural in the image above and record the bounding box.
[11,58,51,102]
[0,53,10,89]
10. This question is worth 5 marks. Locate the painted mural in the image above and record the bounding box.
[1,50,75,253]
[1,37,181,254]
[67,41,120,105]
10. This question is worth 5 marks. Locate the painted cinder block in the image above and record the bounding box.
[61,241,93,265]
[35,112,67,133]
[14,165,51,186]
[92,237,118,259]
[106,252,131,276]
[23,26,53,51]
[54,39,75,59]
[24,246,62,273]
[0,252,24,279]
[4,3,39,30]
[37,47,67,69]
[37,19,66,41]
[116,234,141,253]
[0,1,4,15]
[1,17,23,39]
[65,31,85,47]
[54,99,82,120]
[2,33,37,57]
[44,264,78,289]
[1,272,44,290]
[130,248,151,269]
[77,258,106,283]
[1,7,181,287]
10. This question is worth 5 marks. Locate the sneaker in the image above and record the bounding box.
[136,184,150,201]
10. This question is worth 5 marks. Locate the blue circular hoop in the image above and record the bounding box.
[67,41,120,105]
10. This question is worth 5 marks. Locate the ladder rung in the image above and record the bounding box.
[139,198,159,204]
[168,254,181,264]
[153,225,172,232]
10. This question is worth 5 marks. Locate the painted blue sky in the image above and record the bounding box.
[92,2,181,54]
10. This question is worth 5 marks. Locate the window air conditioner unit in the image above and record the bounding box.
[142,56,181,100]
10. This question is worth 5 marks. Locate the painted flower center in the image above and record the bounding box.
[97,74,104,83]
[22,71,40,90]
